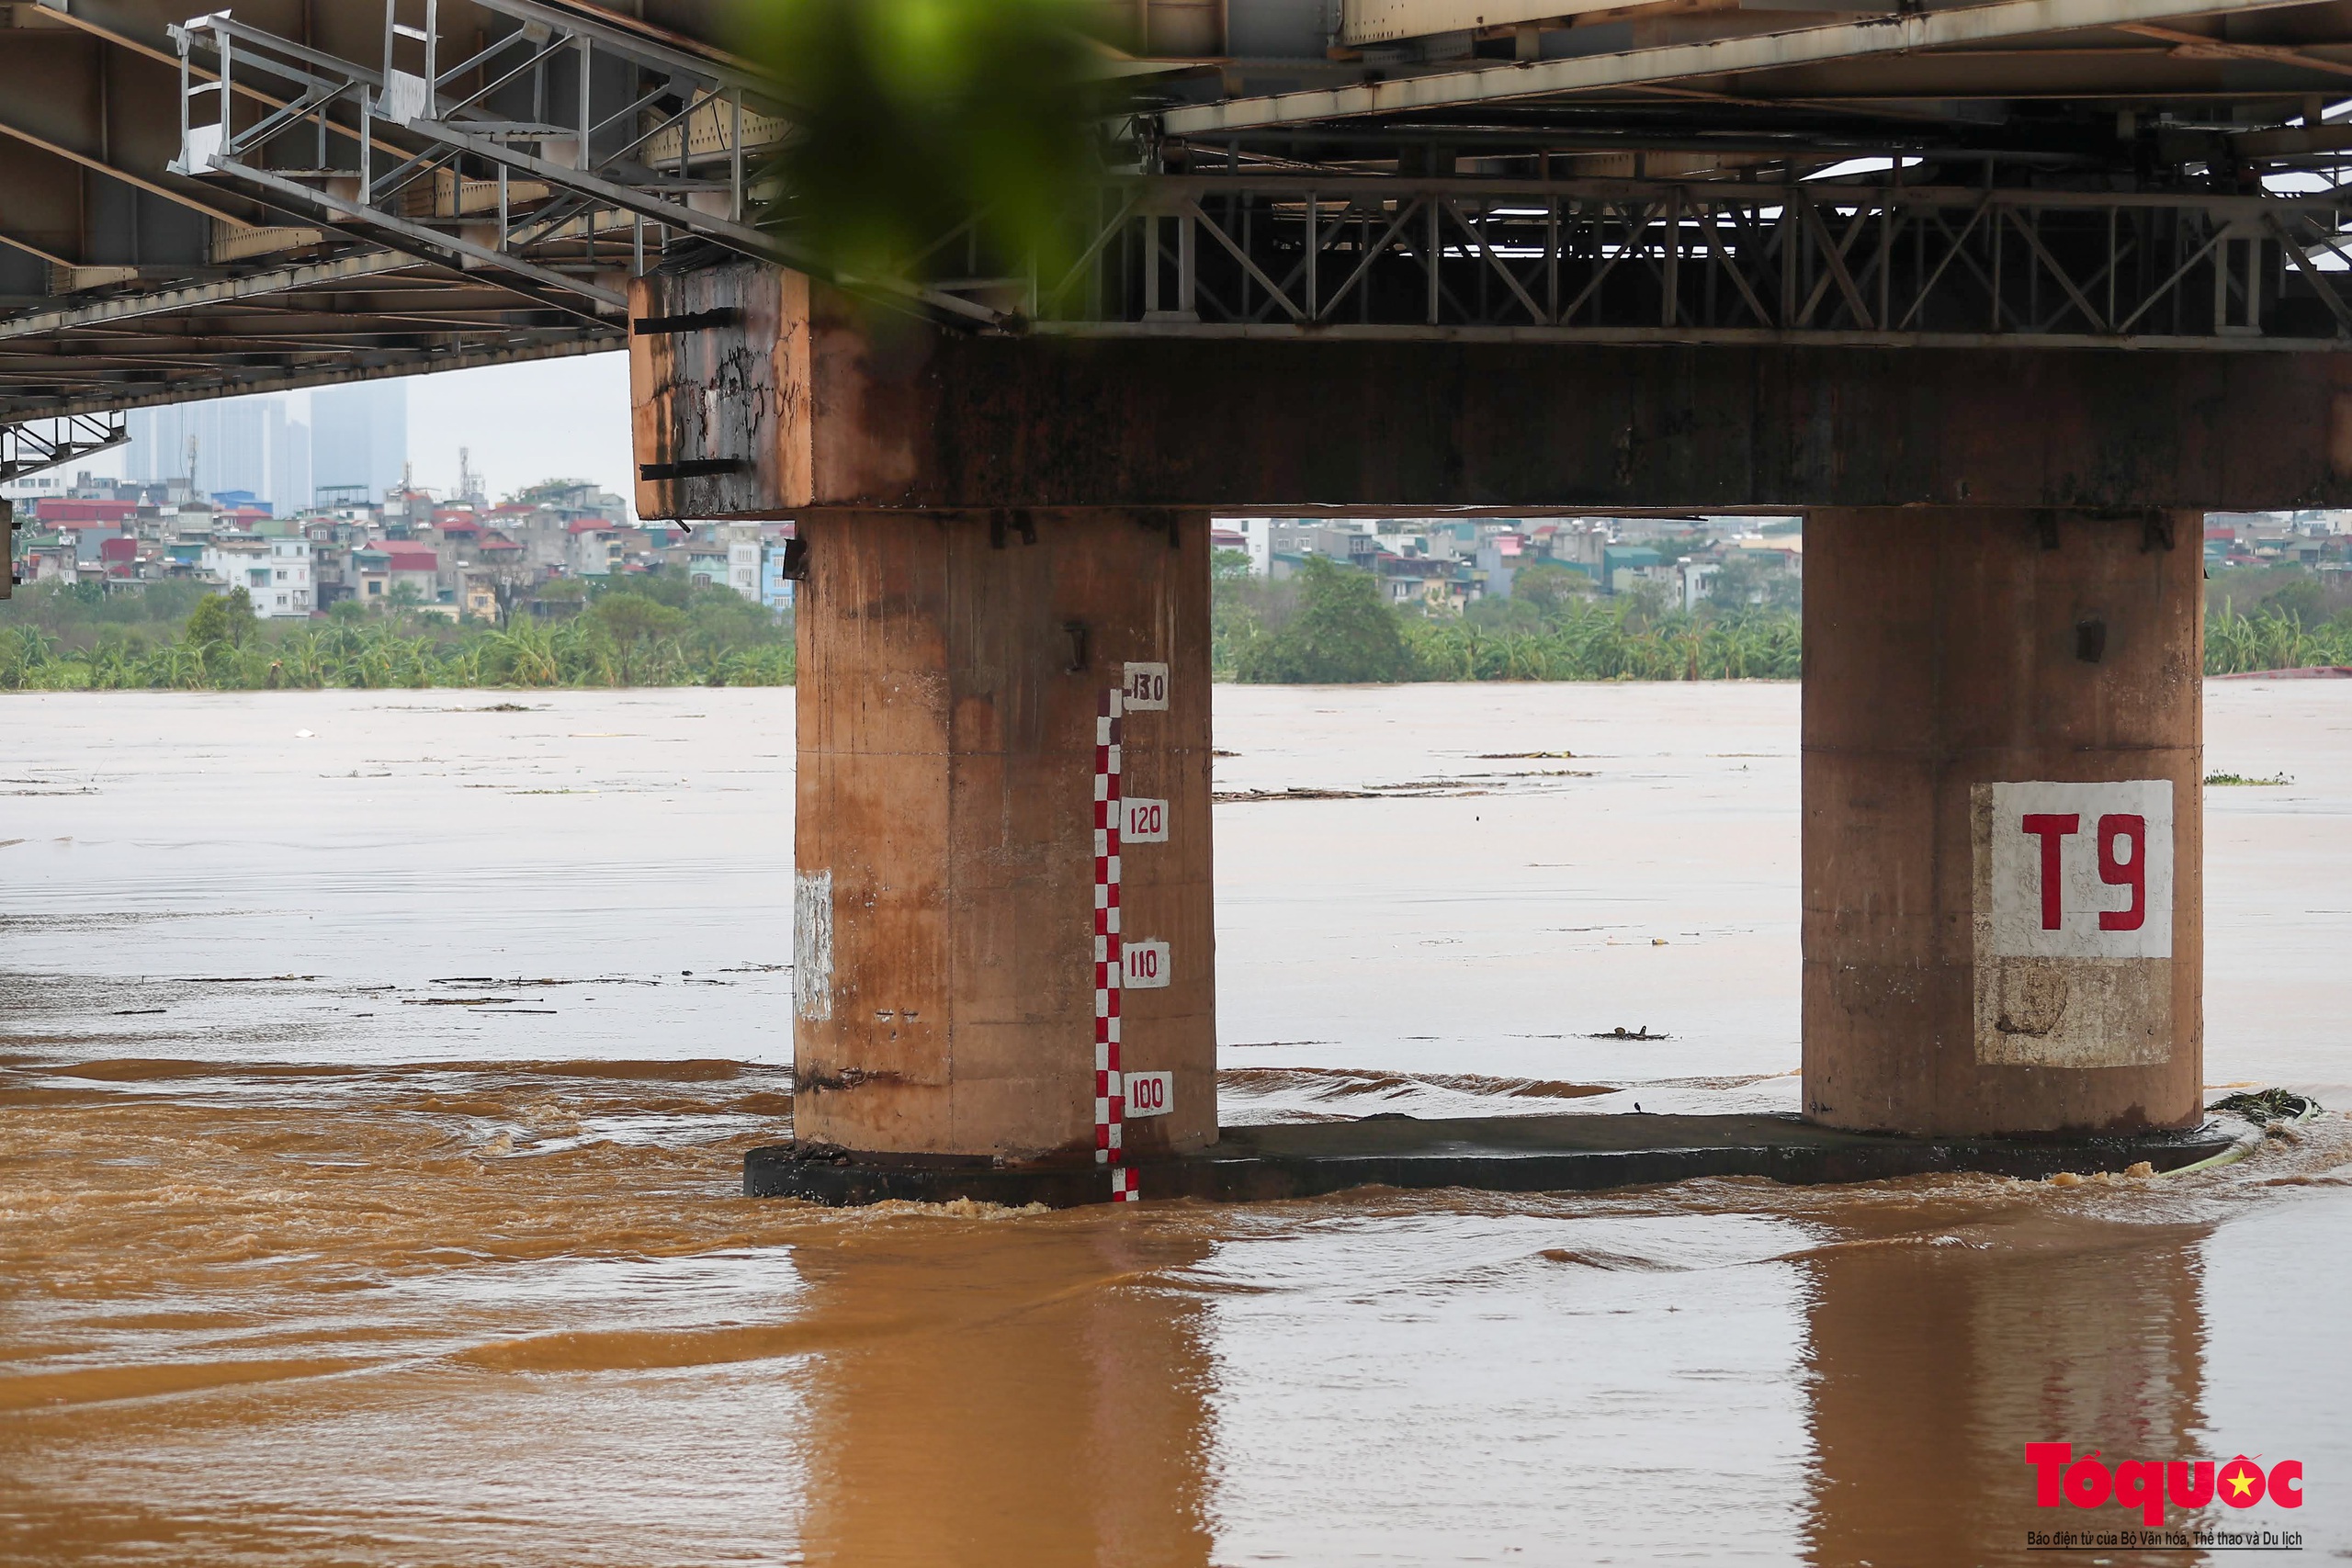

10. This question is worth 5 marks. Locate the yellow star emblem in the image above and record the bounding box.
[2224,1469,2256,1501]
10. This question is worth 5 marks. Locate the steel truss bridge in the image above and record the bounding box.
[1033,176,2352,345]
[13,0,2352,465]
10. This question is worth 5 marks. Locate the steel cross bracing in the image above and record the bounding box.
[15,0,2352,424]
[0,414,128,484]
[1023,175,2352,348]
[163,2,1007,330]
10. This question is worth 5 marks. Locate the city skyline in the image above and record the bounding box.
[94,354,636,513]
[122,399,302,508]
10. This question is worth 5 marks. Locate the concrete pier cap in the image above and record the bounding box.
[630,259,2304,1168]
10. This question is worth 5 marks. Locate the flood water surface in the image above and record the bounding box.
[3,684,2347,1565]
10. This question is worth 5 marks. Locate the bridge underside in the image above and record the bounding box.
[630,271,2239,1160]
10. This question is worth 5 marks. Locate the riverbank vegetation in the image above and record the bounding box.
[1,578,792,691]
[1211,554,2352,683]
[6,552,2348,689]
[1214,554,1803,682]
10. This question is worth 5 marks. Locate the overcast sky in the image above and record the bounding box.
[404,351,635,503]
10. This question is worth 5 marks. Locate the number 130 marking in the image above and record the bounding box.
[1122,662,1169,710]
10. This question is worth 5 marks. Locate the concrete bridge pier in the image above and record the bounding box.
[788,508,1218,1164]
[1800,508,2205,1135]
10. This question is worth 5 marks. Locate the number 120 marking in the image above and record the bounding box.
[1123,798,1169,842]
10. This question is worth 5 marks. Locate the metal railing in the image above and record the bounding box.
[164,1,1002,327]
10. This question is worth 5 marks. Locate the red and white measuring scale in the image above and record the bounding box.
[1092,688,1136,1201]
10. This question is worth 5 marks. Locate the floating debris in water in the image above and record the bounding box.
[2204,772,2292,785]
[2211,1088,2322,1123]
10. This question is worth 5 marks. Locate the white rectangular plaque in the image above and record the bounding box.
[1122,662,1170,711]
[1977,780,2174,960]
[1123,1069,1174,1118]
[1123,939,1170,989]
[1123,797,1169,843]
[1971,779,2177,1067]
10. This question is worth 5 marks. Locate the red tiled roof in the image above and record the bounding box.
[34,499,137,524]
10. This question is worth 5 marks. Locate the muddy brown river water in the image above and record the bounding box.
[2,683,2346,1566]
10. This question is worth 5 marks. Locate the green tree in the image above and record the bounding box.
[590,592,691,647]
[1705,552,1803,615]
[1616,579,1670,632]
[1208,548,1280,680]
[1239,556,1413,683]
[2261,574,2327,628]
[184,588,256,650]
[1510,563,1592,616]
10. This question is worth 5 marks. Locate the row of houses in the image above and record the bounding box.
[1233,515,1804,611]
[8,474,797,618]
[2205,512,2352,570]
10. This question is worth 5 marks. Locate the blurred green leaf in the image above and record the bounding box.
[736,0,1126,294]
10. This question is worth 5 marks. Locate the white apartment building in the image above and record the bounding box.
[727,525,762,601]
[200,536,313,617]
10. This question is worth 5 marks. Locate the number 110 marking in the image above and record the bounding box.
[1124,939,1170,989]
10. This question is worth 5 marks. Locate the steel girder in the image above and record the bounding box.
[1022,174,2352,347]
[13,0,2352,429]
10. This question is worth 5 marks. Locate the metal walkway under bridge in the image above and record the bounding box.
[10,0,2352,466]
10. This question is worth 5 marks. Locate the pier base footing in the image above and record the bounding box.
[745,1112,2234,1208]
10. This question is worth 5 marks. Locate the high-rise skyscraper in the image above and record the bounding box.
[120,394,317,511]
[310,379,409,506]
[125,396,284,502]
[272,416,312,513]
